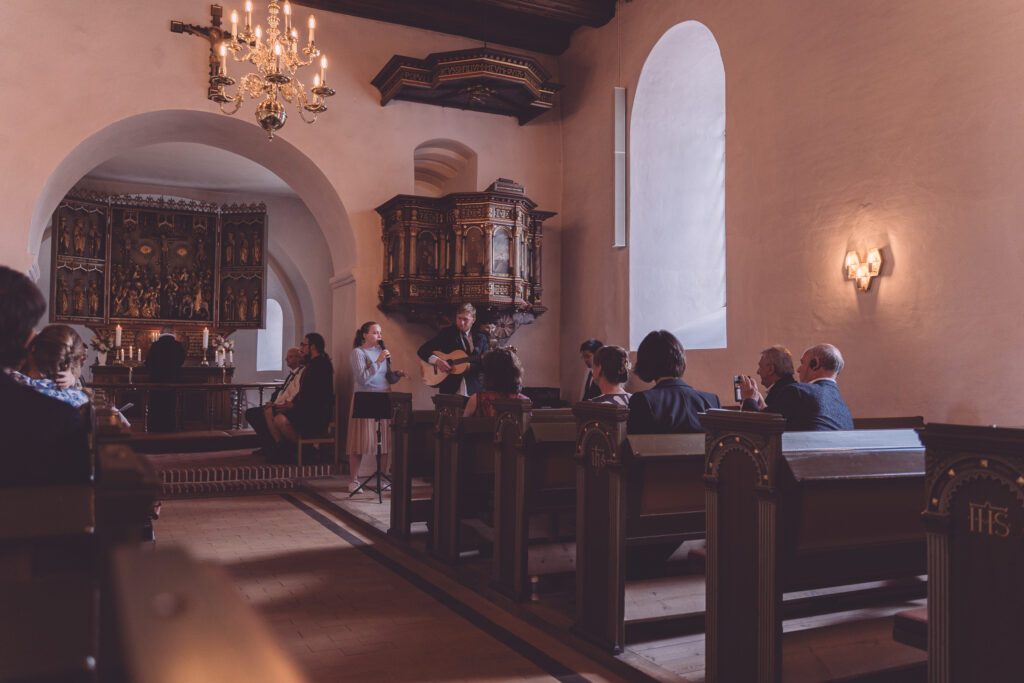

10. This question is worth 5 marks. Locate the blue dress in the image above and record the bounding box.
[11,371,90,408]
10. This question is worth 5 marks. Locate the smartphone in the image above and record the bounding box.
[733,375,743,403]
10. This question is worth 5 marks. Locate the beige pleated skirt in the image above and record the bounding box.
[345,394,391,470]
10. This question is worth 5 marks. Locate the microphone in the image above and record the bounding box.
[378,339,391,369]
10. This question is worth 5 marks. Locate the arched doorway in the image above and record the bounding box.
[27,109,356,367]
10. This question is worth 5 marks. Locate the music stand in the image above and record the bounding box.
[350,391,392,503]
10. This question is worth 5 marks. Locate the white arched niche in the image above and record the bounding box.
[257,298,284,372]
[414,139,478,197]
[629,21,726,350]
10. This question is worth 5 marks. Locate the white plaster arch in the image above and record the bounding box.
[414,139,478,196]
[27,109,354,278]
[629,21,726,351]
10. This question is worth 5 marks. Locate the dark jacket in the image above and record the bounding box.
[289,353,334,435]
[0,373,91,487]
[145,335,186,382]
[627,378,721,434]
[417,326,488,395]
[744,376,853,431]
[741,374,798,413]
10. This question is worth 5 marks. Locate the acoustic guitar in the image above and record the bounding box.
[420,349,472,386]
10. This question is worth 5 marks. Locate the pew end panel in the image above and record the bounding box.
[918,423,1024,683]
[572,402,629,653]
[491,401,577,601]
[431,393,495,563]
[384,393,415,541]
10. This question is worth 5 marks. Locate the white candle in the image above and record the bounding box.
[231,10,238,39]
[202,327,209,349]
[129,344,133,359]
[320,56,327,85]
[283,1,291,32]
[115,324,122,347]
[137,348,142,362]
[245,0,252,29]
[308,15,315,46]
[219,43,227,75]
[228,350,234,365]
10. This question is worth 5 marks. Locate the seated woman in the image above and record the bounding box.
[14,324,90,408]
[626,330,720,434]
[588,345,632,406]
[463,348,528,417]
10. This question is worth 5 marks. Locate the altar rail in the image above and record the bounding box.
[87,382,281,432]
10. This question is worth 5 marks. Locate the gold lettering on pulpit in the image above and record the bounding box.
[968,501,1011,538]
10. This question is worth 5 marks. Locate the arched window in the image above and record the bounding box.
[257,298,283,371]
[629,22,726,350]
[414,139,478,196]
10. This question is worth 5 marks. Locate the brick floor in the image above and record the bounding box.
[156,495,623,682]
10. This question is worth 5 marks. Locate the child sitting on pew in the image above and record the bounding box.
[13,324,90,408]
[587,345,631,407]
[463,348,528,417]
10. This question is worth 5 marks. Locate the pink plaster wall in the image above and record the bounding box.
[559,0,1024,424]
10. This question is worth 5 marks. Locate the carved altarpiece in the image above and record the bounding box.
[50,190,267,358]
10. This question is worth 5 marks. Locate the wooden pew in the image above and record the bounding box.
[430,394,494,563]
[701,410,926,683]
[914,423,1024,683]
[572,402,707,653]
[387,392,435,542]
[491,399,576,601]
[0,441,158,682]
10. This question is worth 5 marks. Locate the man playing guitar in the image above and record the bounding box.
[417,302,489,396]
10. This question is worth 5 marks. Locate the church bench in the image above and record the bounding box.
[387,393,435,541]
[854,416,925,429]
[701,410,926,683]
[572,402,707,653]
[430,394,495,563]
[490,400,576,601]
[914,423,1024,683]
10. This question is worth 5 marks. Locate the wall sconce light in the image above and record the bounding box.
[845,248,883,291]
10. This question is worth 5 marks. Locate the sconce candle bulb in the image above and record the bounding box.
[845,247,883,291]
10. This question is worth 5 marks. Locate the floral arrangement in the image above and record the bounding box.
[211,335,234,352]
[89,332,113,353]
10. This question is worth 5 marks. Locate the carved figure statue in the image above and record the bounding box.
[252,233,262,264]
[73,218,86,256]
[250,288,260,321]
[88,221,102,259]
[222,285,235,321]
[196,237,207,264]
[239,235,249,266]
[56,279,69,315]
[87,280,100,317]
[225,232,235,266]
[123,236,133,264]
[127,290,141,318]
[72,280,85,315]
[58,216,72,255]
[237,289,248,322]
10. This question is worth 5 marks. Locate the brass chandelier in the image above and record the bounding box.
[211,1,335,139]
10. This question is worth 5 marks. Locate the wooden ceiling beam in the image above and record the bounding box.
[297,0,615,54]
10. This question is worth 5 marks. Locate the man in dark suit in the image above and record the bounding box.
[0,265,90,486]
[739,345,799,412]
[627,330,720,434]
[417,303,489,396]
[271,332,334,461]
[145,327,186,432]
[793,343,854,430]
[739,343,854,431]
[579,338,603,402]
